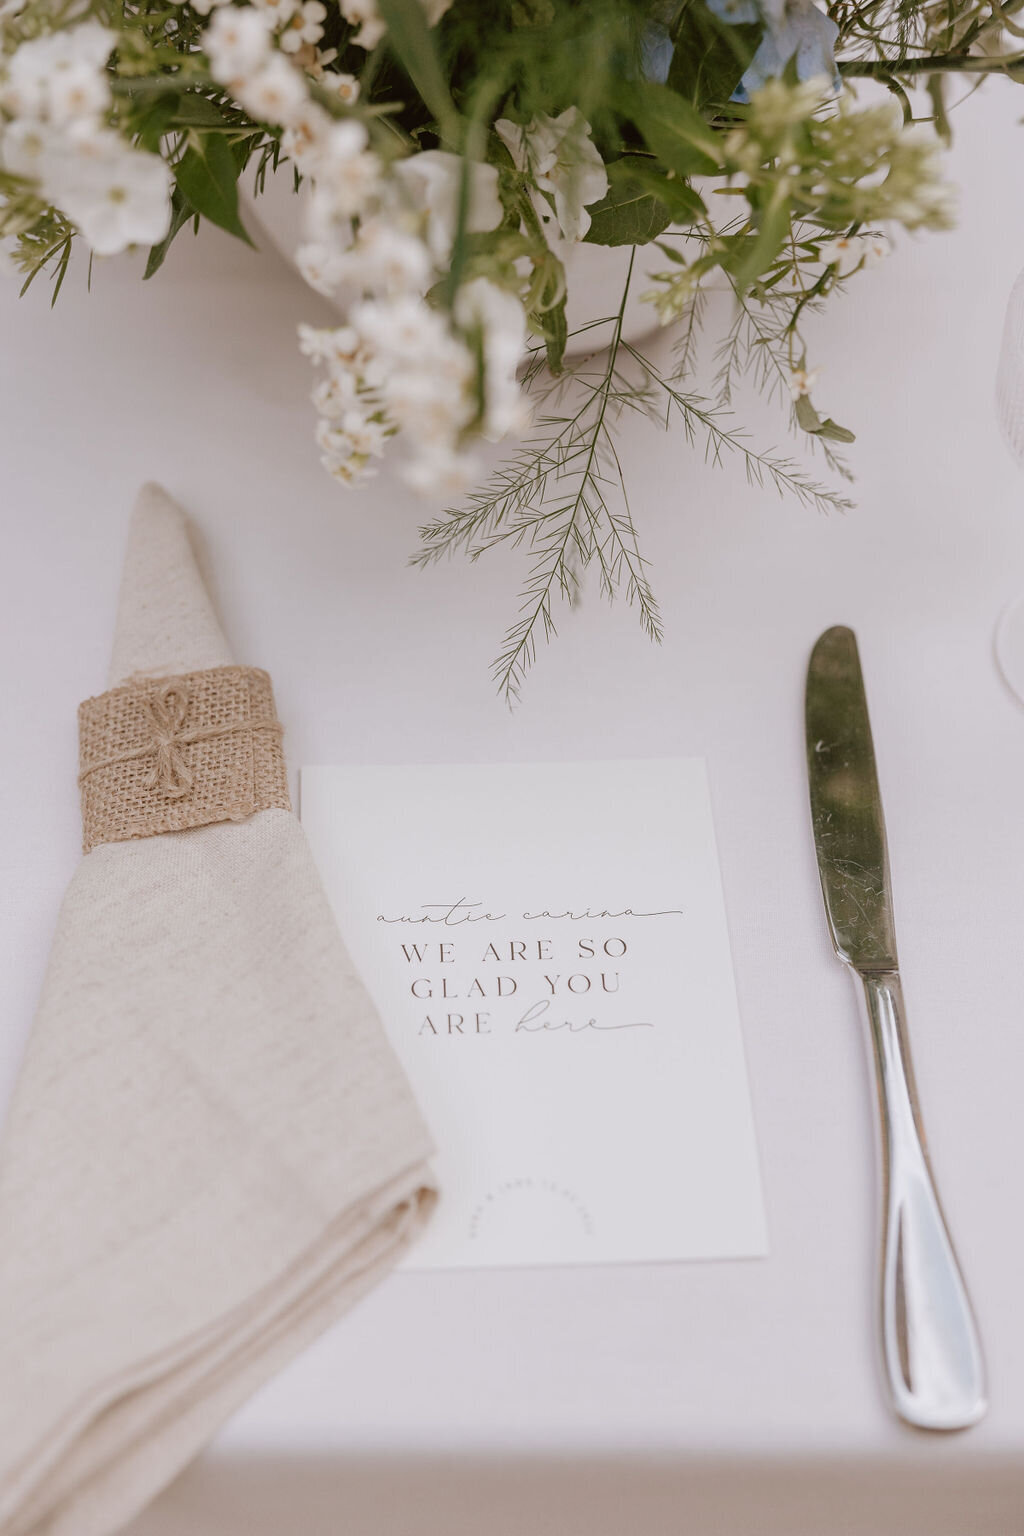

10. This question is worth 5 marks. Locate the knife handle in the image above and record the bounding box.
[857,971,986,1430]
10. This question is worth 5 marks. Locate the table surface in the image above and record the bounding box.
[3,76,1024,1484]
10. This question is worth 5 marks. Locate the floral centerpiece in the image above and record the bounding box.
[1,0,1019,692]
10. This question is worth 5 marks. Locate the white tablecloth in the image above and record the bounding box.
[3,78,1024,1536]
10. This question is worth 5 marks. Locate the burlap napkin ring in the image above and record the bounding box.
[77,666,291,853]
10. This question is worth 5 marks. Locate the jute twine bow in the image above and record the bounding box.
[143,681,194,798]
[77,666,291,852]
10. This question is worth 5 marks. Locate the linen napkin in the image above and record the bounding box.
[0,484,436,1536]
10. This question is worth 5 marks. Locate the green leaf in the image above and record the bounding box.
[172,94,238,129]
[794,392,856,443]
[815,417,856,444]
[793,392,820,432]
[585,156,704,247]
[726,191,790,291]
[132,93,179,154]
[541,294,568,373]
[585,158,672,247]
[927,74,951,145]
[377,0,462,147]
[667,1,761,110]
[144,187,194,279]
[174,135,254,246]
[617,81,721,179]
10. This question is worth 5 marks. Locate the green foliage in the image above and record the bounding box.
[667,2,761,111]
[173,134,254,245]
[7,0,1024,690]
[585,156,706,246]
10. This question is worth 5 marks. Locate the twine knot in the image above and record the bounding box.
[142,681,194,799]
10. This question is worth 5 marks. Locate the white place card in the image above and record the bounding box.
[300,759,768,1270]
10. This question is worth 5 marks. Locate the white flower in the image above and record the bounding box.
[280,0,327,53]
[402,443,480,497]
[818,234,863,277]
[352,293,448,362]
[48,61,111,127]
[312,372,358,416]
[352,216,432,294]
[1,118,60,182]
[280,102,332,172]
[340,0,386,50]
[819,231,893,276]
[383,362,475,441]
[339,407,388,457]
[188,0,233,15]
[1,22,114,122]
[252,0,298,24]
[57,21,116,71]
[329,72,360,105]
[311,124,380,217]
[204,6,273,83]
[496,106,608,243]
[323,452,376,487]
[393,149,502,263]
[51,132,172,256]
[298,320,362,364]
[234,53,309,125]
[454,277,527,440]
[789,366,819,399]
[296,239,350,296]
[320,117,370,162]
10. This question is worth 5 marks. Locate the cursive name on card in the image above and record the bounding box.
[381,899,676,1038]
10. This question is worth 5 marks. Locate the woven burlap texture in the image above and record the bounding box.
[78,666,290,853]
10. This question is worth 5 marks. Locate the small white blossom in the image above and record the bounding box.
[252,0,298,22]
[48,62,111,127]
[312,128,380,218]
[818,234,862,277]
[50,131,172,255]
[789,366,819,399]
[819,230,893,276]
[1,118,60,182]
[296,239,350,296]
[188,0,232,15]
[394,149,502,262]
[280,0,328,53]
[204,6,273,84]
[350,216,432,294]
[496,106,608,243]
[330,72,360,105]
[312,372,358,416]
[402,443,480,498]
[234,53,309,126]
[340,0,386,50]
[320,118,370,162]
[352,293,447,361]
[339,407,389,457]
[298,321,362,365]
[0,22,114,122]
[280,103,332,172]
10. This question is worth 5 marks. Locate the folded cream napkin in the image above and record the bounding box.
[0,484,436,1536]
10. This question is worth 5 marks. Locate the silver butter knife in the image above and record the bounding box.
[805,625,986,1430]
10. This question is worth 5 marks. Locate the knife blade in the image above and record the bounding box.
[805,625,986,1431]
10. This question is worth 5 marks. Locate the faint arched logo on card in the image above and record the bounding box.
[468,1178,594,1243]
